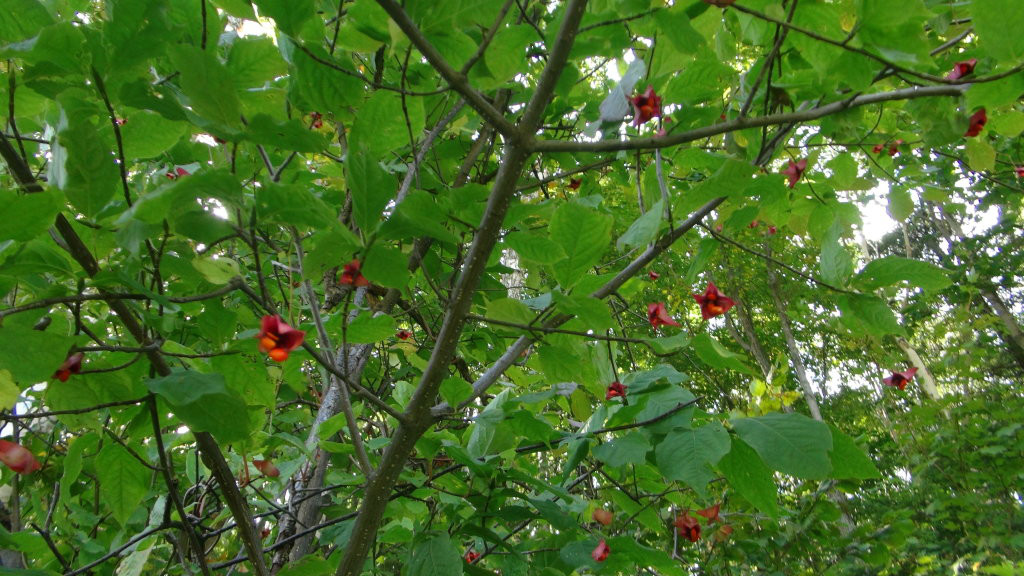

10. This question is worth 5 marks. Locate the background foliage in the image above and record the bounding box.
[1,0,1022,575]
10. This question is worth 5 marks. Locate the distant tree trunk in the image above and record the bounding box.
[765,259,823,420]
[895,338,941,401]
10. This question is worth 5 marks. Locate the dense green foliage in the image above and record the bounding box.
[1,0,1022,575]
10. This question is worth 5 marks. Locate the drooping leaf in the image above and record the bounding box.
[731,412,833,479]
[96,444,151,526]
[655,422,730,495]
[717,436,779,517]
[146,371,251,443]
[828,423,881,480]
[853,256,952,292]
[549,202,613,289]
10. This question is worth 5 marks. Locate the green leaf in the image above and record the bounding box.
[887,187,914,221]
[828,424,880,480]
[691,333,757,375]
[820,218,853,287]
[553,292,614,332]
[0,371,20,410]
[192,256,240,285]
[0,0,54,43]
[120,110,189,160]
[278,557,333,576]
[406,534,464,576]
[549,202,613,289]
[56,118,119,218]
[655,422,730,495]
[347,150,396,233]
[252,0,314,37]
[350,91,423,157]
[853,256,952,292]
[965,138,996,173]
[96,444,150,526]
[60,434,92,510]
[362,244,410,289]
[593,432,652,468]
[476,25,534,88]
[0,190,61,242]
[617,201,663,251]
[346,312,395,344]
[384,190,459,244]
[169,45,243,131]
[731,413,833,479]
[0,326,74,385]
[486,298,535,327]
[504,232,567,264]
[972,0,1024,62]
[146,371,251,444]
[717,437,779,517]
[440,377,472,407]
[245,114,329,153]
[838,294,906,337]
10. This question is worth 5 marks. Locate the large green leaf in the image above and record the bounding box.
[169,45,243,131]
[96,444,150,526]
[0,326,74,385]
[406,532,463,576]
[346,312,395,344]
[549,202,613,289]
[828,423,881,480]
[972,0,1024,62]
[252,0,314,37]
[731,413,833,479]
[838,294,906,337]
[820,218,853,288]
[655,422,730,495]
[347,151,396,233]
[617,201,663,251]
[120,110,189,160]
[853,256,952,292]
[146,371,251,443]
[0,190,62,242]
[717,436,779,517]
[56,118,119,218]
[349,91,424,157]
[691,333,757,375]
[593,432,652,468]
[504,232,567,265]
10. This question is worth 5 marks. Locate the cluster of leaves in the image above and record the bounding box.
[1,0,1023,575]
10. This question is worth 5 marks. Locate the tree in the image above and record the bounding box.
[1,0,1023,574]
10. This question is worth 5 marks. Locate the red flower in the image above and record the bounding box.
[674,513,701,543]
[767,225,777,235]
[696,503,720,523]
[256,315,305,362]
[630,85,662,127]
[781,158,807,188]
[396,330,412,341]
[0,440,41,474]
[692,283,736,320]
[252,459,280,477]
[647,302,681,328]
[310,112,323,129]
[648,270,660,280]
[464,550,480,564]
[53,352,84,382]
[591,539,610,562]
[883,367,918,391]
[114,118,127,126]
[568,178,582,190]
[888,139,904,157]
[872,143,885,154]
[1016,166,1024,178]
[339,259,370,287]
[593,508,614,526]
[165,166,190,180]
[748,219,760,229]
[947,58,977,81]
[965,108,987,137]
[605,381,627,400]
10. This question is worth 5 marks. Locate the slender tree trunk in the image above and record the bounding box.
[895,338,941,401]
[765,260,822,420]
